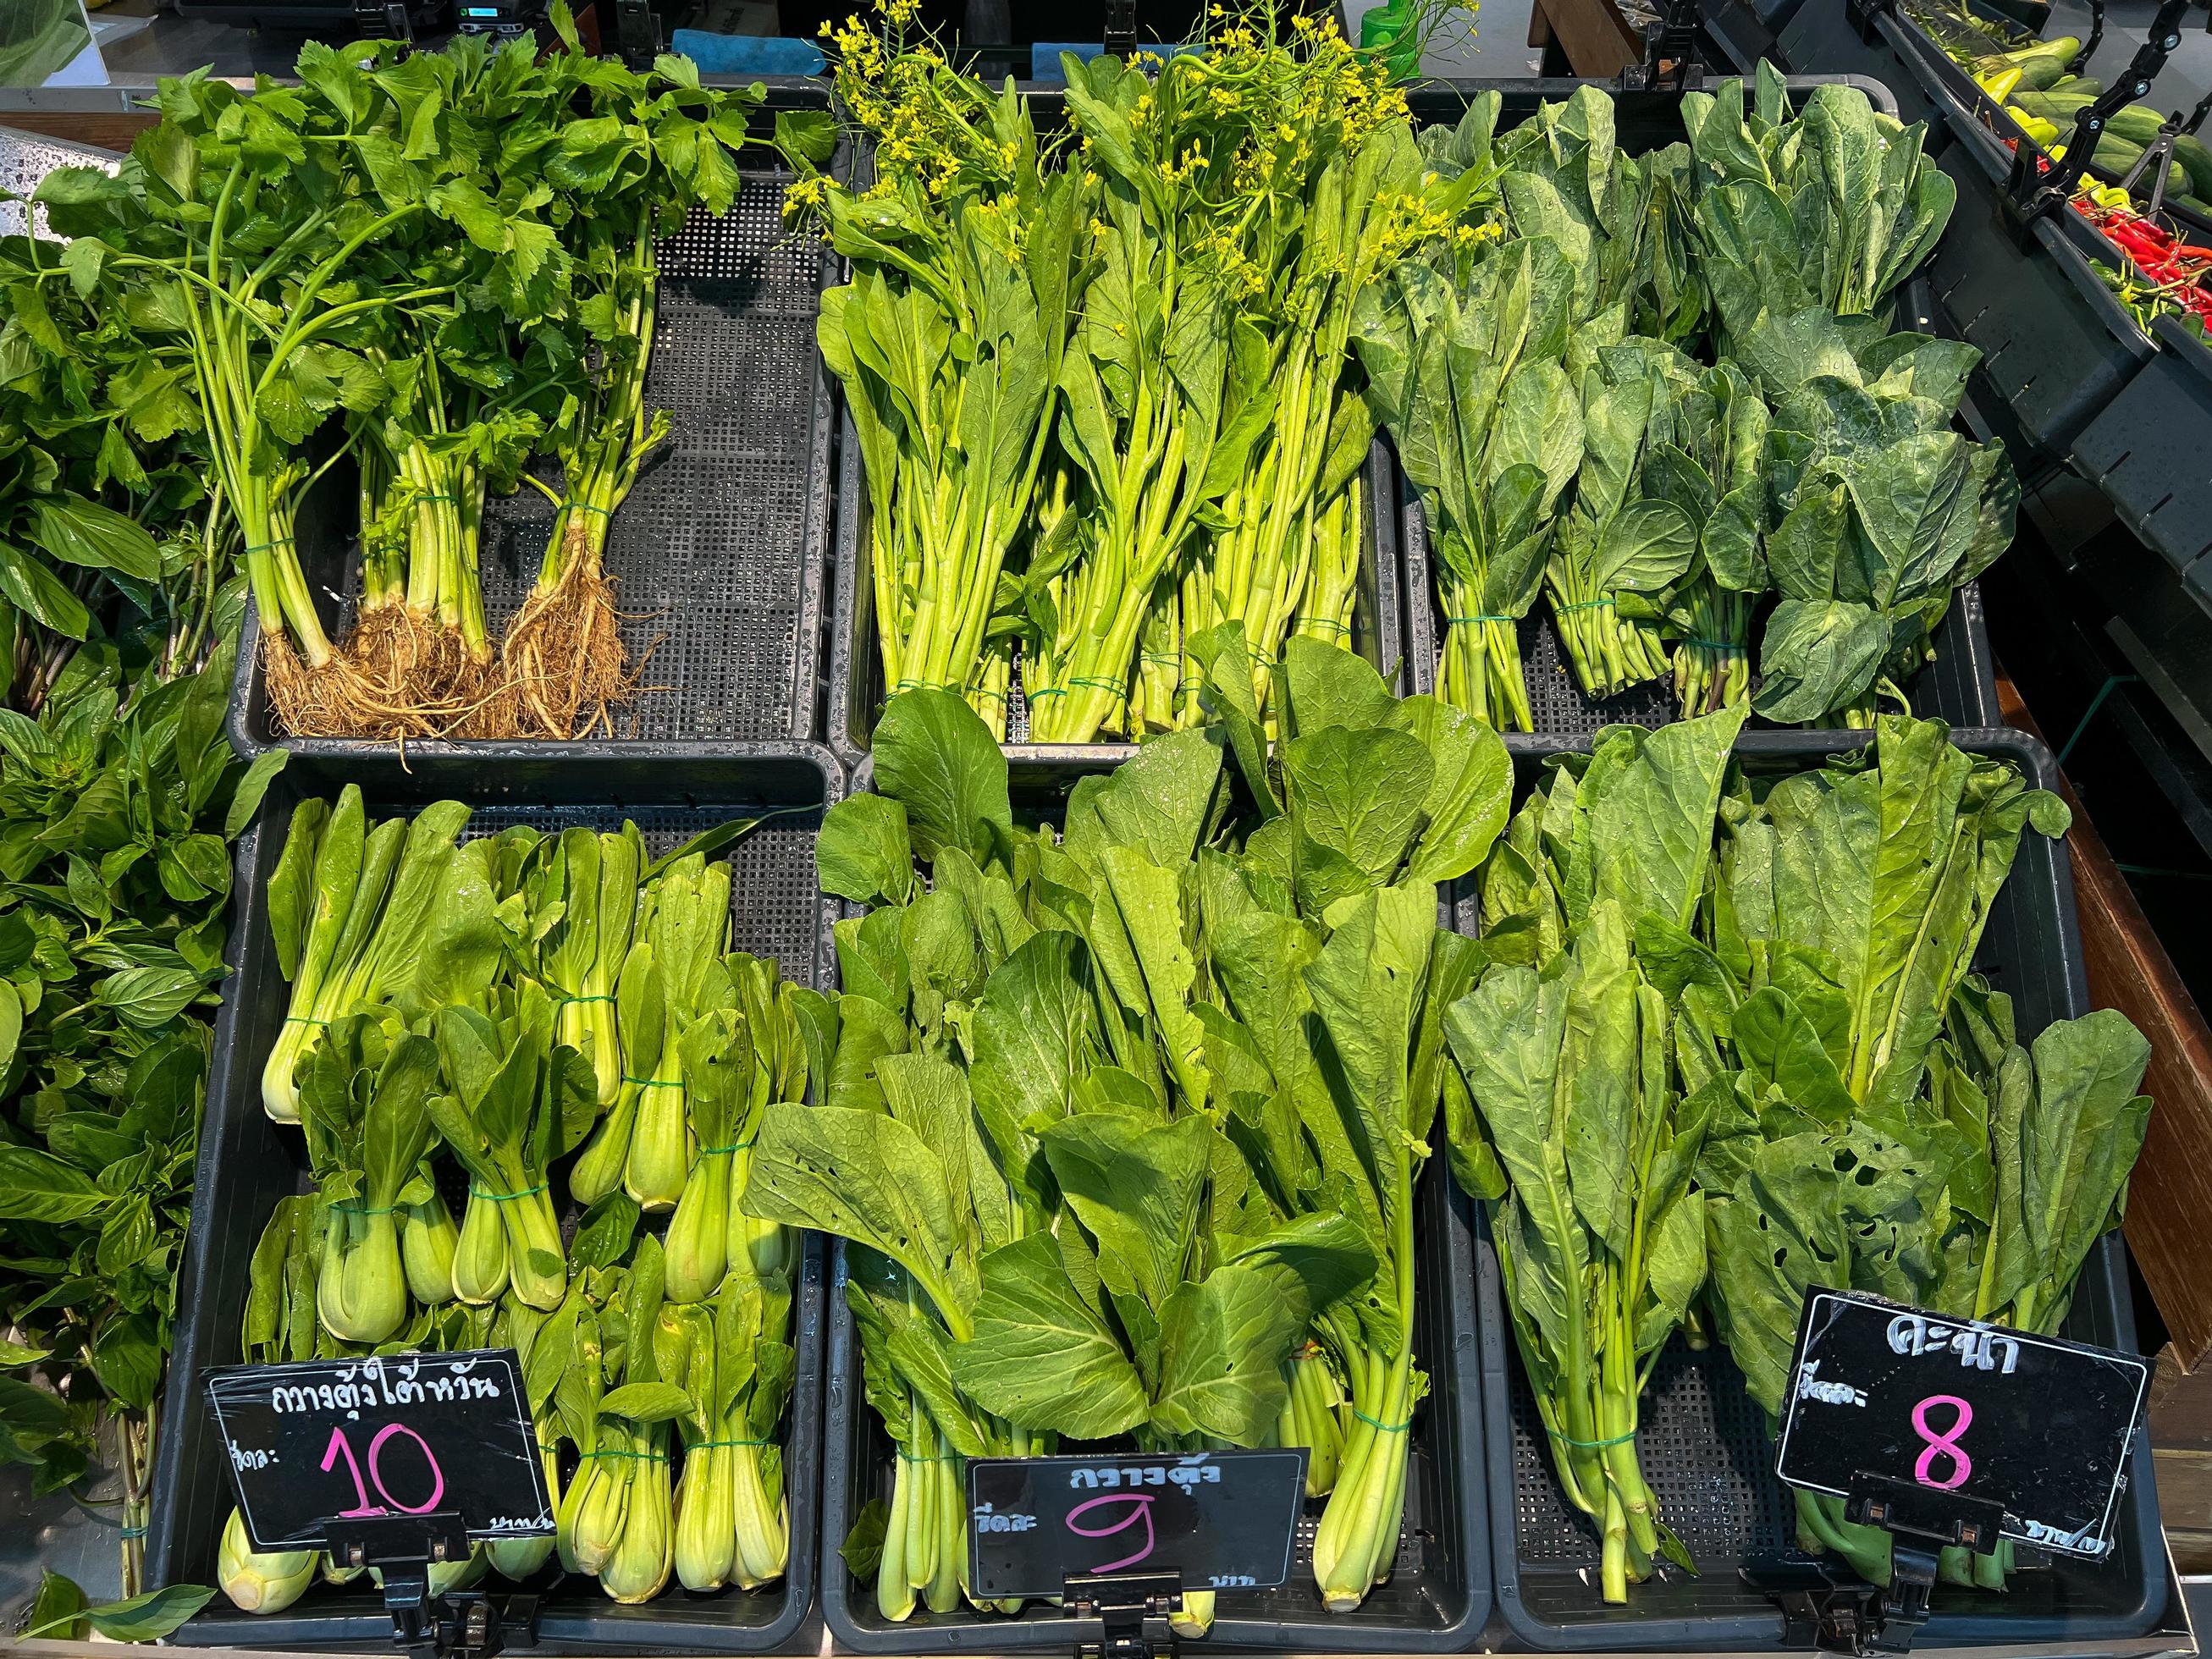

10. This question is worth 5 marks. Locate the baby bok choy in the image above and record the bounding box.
[428,988,597,1309]
[261,791,499,1122]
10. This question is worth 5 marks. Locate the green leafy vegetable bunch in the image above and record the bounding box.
[750,629,1510,1623]
[797,1,1432,742]
[1360,69,2011,730]
[1446,707,2155,1607]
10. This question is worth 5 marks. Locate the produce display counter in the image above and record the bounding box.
[0,28,2205,1659]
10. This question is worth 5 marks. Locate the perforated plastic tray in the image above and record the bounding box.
[0,126,119,240]
[814,759,1491,1654]
[226,85,836,758]
[145,743,842,1653]
[1470,727,2169,1649]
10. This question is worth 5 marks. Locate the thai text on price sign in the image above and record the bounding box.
[205,1349,552,1552]
[967,1450,1307,1598]
[1775,1290,2148,1557]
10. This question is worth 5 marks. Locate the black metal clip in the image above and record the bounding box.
[324,1513,469,1652]
[1620,0,1702,91]
[1103,0,1139,59]
[1743,1560,1885,1656]
[2117,115,2185,212]
[322,1513,539,1657]
[1065,1570,1183,1659]
[354,0,416,41]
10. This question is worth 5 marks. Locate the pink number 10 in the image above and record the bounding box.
[323,1424,447,1518]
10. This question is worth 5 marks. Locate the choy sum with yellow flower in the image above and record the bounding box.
[790,2,1457,741]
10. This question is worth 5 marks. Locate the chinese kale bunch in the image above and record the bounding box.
[1448,703,1748,1603]
[1448,710,2154,1606]
[800,3,1430,742]
[754,633,1510,1622]
[1365,70,2005,728]
[26,14,764,741]
[1695,719,2149,1594]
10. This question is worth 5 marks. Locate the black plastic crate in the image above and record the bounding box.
[1468,726,2171,1649]
[145,743,843,1653]
[228,83,837,761]
[814,759,1491,1654]
[826,429,1404,775]
[1392,79,1998,742]
[1917,71,2159,455]
[1773,6,1955,130]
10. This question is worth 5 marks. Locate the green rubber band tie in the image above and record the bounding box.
[969,687,1007,705]
[245,536,295,554]
[1544,1424,1637,1449]
[1026,686,1067,701]
[284,1015,328,1028]
[697,1138,756,1158]
[329,1200,394,1217]
[1447,615,1515,626]
[1353,1408,1414,1434]
[1141,653,1183,668]
[411,492,456,505]
[697,1437,775,1450]
[1305,617,1353,637]
[896,1449,958,1463]
[472,1181,548,1204]
[1068,675,1128,703]
[580,1447,669,1463]
[1678,637,1740,653]
[563,500,615,519]
[1558,598,1617,613]
[118,1526,146,1541]
[555,993,615,1007]
[623,1075,682,1089]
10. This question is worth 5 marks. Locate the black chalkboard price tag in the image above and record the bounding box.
[1775,1291,2149,1559]
[967,1450,1308,1600]
[205,1349,552,1552]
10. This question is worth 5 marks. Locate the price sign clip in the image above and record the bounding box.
[320,1512,539,1658]
[1066,1570,1183,1659]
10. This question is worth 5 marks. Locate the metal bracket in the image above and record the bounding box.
[322,1514,539,1657]
[355,0,416,39]
[1065,1570,1183,1659]
[2071,0,2105,75]
[1843,0,1895,47]
[1620,0,1702,91]
[2004,0,2204,234]
[613,0,661,69]
[1103,0,1138,58]
[2117,116,2184,212]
